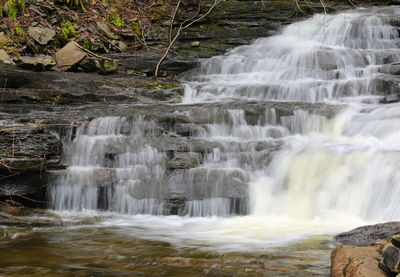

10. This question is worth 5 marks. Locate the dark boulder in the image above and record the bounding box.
[380,246,400,274]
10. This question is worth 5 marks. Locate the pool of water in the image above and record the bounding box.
[0,212,367,276]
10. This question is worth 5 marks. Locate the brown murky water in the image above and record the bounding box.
[0,212,338,276]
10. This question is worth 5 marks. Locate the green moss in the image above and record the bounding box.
[145,81,178,90]
[129,20,141,36]
[89,82,102,88]
[151,2,170,23]
[205,23,219,30]
[178,46,218,58]
[61,21,77,39]
[82,40,90,50]
[1,0,24,19]
[38,91,62,104]
[109,11,124,27]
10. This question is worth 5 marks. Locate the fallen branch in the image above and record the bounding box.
[73,41,115,61]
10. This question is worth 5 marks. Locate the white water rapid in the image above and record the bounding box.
[49,6,400,252]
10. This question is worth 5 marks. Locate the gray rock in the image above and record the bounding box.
[77,56,101,72]
[379,63,400,76]
[335,221,400,246]
[28,26,56,45]
[96,22,119,40]
[108,52,197,77]
[166,151,202,169]
[0,124,62,171]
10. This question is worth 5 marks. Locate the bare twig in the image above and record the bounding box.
[155,0,221,77]
[0,188,50,204]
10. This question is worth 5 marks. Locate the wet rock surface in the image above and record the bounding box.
[335,221,400,246]
[330,243,388,277]
[0,61,346,212]
[332,222,400,276]
[0,207,63,227]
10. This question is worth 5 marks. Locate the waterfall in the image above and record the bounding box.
[50,6,400,225]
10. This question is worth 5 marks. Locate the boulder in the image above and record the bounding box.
[335,221,400,246]
[331,244,387,277]
[55,41,87,71]
[28,26,56,45]
[14,56,56,71]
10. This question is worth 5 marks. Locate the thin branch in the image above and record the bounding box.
[169,0,182,43]
[155,0,221,77]
[74,41,116,60]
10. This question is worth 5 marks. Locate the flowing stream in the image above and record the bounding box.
[2,6,400,276]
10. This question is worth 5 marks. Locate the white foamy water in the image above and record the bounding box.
[50,6,400,251]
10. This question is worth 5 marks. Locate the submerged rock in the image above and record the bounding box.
[0,208,63,227]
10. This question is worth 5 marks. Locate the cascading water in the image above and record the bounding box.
[48,6,400,253]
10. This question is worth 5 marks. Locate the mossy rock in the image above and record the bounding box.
[99,59,119,74]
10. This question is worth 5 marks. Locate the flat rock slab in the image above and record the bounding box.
[55,41,87,71]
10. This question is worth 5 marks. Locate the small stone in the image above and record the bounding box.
[0,32,9,44]
[191,41,200,47]
[117,40,128,51]
[28,26,56,45]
